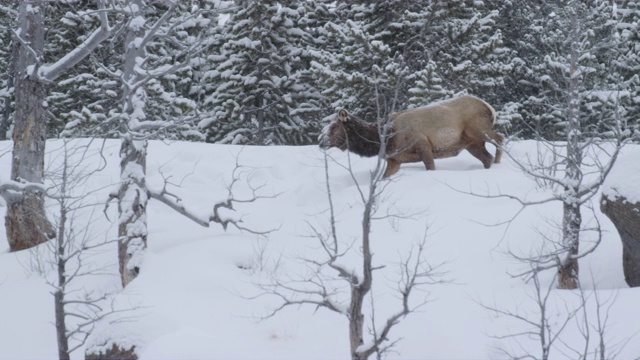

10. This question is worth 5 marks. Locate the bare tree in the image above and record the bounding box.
[5,0,119,251]
[253,105,446,359]
[92,148,277,359]
[481,265,630,360]
[28,139,132,360]
[469,1,630,290]
[482,271,578,360]
[91,0,224,287]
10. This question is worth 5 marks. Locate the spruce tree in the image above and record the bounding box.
[0,2,16,140]
[200,0,322,145]
[310,1,418,121]
[56,1,222,141]
[613,0,640,137]
[312,0,512,123]
[403,0,512,110]
[517,1,629,140]
[46,1,120,138]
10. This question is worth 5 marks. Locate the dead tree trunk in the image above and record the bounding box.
[117,139,148,287]
[558,199,581,289]
[117,0,150,287]
[557,8,582,290]
[6,0,55,251]
[5,0,113,251]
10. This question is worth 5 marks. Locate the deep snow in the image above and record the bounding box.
[0,139,639,360]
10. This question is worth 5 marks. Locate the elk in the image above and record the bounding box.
[319,95,504,178]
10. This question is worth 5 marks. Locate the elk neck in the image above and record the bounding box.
[343,117,388,158]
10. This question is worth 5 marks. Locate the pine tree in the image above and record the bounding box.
[516,1,630,140]
[0,2,16,140]
[489,0,638,140]
[310,1,413,121]
[613,0,640,137]
[404,0,513,109]
[139,1,222,141]
[45,1,120,138]
[55,2,221,141]
[199,0,322,145]
[312,0,512,123]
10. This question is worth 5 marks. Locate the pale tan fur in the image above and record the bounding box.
[383,95,503,177]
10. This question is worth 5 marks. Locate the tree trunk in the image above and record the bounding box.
[349,284,366,360]
[6,0,55,251]
[349,180,375,360]
[600,194,640,287]
[117,0,149,287]
[55,152,70,360]
[557,7,582,290]
[117,138,148,287]
[54,288,69,360]
[558,200,581,289]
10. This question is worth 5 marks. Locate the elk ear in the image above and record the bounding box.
[338,109,349,123]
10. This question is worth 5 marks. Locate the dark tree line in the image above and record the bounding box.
[1,0,637,147]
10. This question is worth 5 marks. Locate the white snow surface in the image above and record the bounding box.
[1,139,640,360]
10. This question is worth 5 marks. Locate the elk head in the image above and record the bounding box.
[319,109,350,150]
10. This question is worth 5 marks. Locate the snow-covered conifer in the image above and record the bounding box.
[404,0,513,110]
[0,2,16,140]
[612,0,640,137]
[311,0,512,123]
[494,0,632,289]
[199,0,322,145]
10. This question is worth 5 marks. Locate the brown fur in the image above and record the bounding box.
[319,95,504,178]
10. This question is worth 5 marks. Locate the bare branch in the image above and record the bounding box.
[147,187,209,227]
[147,149,280,235]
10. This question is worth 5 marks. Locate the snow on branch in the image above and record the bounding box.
[39,0,120,82]
[0,4,17,18]
[0,180,46,204]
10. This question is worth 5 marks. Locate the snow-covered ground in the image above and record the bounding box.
[1,139,639,359]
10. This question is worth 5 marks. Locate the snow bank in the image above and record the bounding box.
[1,139,640,360]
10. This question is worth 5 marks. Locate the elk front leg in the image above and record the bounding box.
[383,158,401,178]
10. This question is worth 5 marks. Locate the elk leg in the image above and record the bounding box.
[466,144,494,169]
[485,131,504,164]
[417,144,436,171]
[383,158,401,178]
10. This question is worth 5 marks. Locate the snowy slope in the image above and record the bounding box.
[0,139,639,360]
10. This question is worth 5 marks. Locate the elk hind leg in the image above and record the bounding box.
[485,131,504,164]
[466,143,494,169]
[417,143,436,171]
